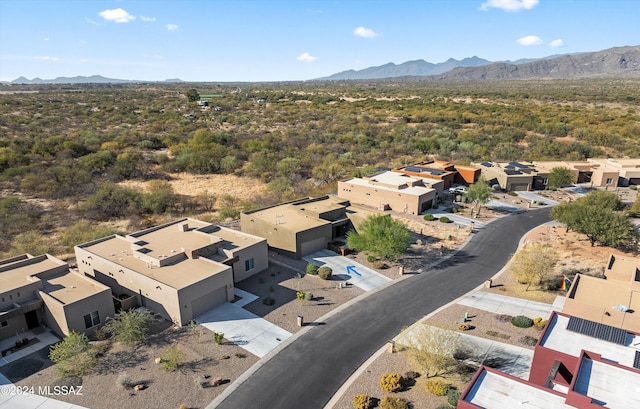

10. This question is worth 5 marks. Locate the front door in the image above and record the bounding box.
[24,310,39,330]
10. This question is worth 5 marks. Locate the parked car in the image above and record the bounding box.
[448,186,467,195]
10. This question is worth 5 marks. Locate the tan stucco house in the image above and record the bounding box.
[75,218,268,326]
[241,196,377,258]
[0,254,114,340]
[338,171,437,215]
[562,254,640,333]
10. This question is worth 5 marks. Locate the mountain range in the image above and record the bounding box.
[4,45,639,84]
[320,45,640,81]
[4,75,184,85]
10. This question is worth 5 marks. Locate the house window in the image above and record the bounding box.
[245,258,255,271]
[606,178,613,184]
[84,311,100,329]
[1,321,7,327]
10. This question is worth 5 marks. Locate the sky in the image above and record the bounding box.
[1,0,639,82]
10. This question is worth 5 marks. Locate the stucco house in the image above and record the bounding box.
[0,254,114,340]
[562,254,640,333]
[241,196,378,258]
[75,218,268,326]
[338,171,438,215]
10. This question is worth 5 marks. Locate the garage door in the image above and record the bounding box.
[510,183,530,192]
[300,237,327,257]
[191,287,227,318]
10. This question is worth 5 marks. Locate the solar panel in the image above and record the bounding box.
[424,168,445,176]
[405,166,423,173]
[509,161,530,169]
[480,162,493,167]
[504,170,523,175]
[566,316,628,345]
[634,351,640,370]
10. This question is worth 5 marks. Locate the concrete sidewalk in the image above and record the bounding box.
[423,207,486,228]
[516,191,559,206]
[457,291,564,318]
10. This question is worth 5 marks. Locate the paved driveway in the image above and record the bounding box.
[516,191,559,206]
[303,249,391,291]
[486,199,525,214]
[423,207,486,228]
[195,289,292,358]
[458,291,563,318]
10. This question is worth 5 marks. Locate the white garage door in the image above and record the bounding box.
[300,237,327,257]
[191,287,227,318]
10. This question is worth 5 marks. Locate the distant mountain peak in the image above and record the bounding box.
[317,46,640,81]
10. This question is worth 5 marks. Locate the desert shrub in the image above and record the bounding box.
[235,352,246,358]
[213,332,224,345]
[425,379,451,396]
[494,314,513,323]
[116,373,132,389]
[48,331,96,377]
[318,266,333,280]
[404,370,420,380]
[221,355,230,360]
[435,405,453,409]
[379,396,409,409]
[507,191,518,196]
[194,375,207,389]
[304,292,313,301]
[306,263,319,275]
[102,309,153,347]
[424,213,435,221]
[179,405,188,409]
[296,291,306,301]
[263,297,275,306]
[511,315,534,328]
[535,319,547,329]
[447,388,461,407]
[353,393,374,409]
[160,346,184,372]
[518,335,539,346]
[380,373,404,393]
[439,216,451,223]
[630,185,637,190]
[533,317,543,325]
[367,255,376,263]
[372,260,386,269]
[485,330,510,340]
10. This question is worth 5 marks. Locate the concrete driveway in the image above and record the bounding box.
[195,289,292,358]
[303,249,391,291]
[516,191,559,206]
[423,207,486,228]
[486,199,525,214]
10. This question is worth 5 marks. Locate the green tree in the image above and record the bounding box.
[186,88,200,102]
[49,331,96,377]
[509,243,558,291]
[346,215,412,260]
[82,183,143,220]
[143,180,176,214]
[465,178,491,217]
[629,197,640,217]
[102,309,154,347]
[547,167,574,189]
[405,324,464,378]
[551,191,632,247]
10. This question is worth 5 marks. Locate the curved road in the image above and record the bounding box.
[212,208,551,409]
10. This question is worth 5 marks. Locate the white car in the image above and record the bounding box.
[448,186,467,195]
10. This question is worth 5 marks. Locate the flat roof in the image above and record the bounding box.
[344,172,435,197]
[81,235,230,289]
[540,313,639,368]
[464,368,571,409]
[574,355,640,408]
[40,270,108,305]
[246,203,329,232]
[0,254,66,293]
[564,274,640,331]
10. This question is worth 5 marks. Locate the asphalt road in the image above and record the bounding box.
[211,208,551,409]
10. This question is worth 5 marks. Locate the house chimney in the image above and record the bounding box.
[178,223,188,232]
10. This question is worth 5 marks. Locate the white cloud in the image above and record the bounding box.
[35,56,60,61]
[99,8,135,23]
[550,38,564,47]
[141,16,156,22]
[516,35,543,46]
[166,24,179,31]
[480,0,539,12]
[353,26,382,39]
[297,52,318,62]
